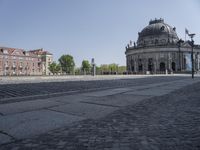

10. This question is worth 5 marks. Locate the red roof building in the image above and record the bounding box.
[0,47,53,76]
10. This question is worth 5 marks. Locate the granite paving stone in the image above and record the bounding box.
[1,76,200,149]
[0,99,62,115]
[0,76,191,102]
[1,79,200,149]
[48,102,118,119]
[0,133,13,145]
[82,94,152,107]
[0,110,84,140]
[81,88,131,97]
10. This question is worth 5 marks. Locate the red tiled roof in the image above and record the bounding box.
[0,46,38,57]
[0,46,24,55]
[0,46,52,56]
[29,48,52,55]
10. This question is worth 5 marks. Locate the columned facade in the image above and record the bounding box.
[125,18,200,74]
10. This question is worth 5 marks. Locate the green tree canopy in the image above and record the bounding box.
[98,64,126,74]
[100,64,109,72]
[81,60,91,74]
[58,54,75,74]
[49,62,61,75]
[74,67,81,75]
[108,63,118,72]
[118,66,126,74]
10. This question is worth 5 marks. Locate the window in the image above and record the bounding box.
[138,59,143,72]
[160,53,164,57]
[20,62,23,67]
[5,61,9,67]
[13,62,16,67]
[160,26,165,31]
[148,58,153,71]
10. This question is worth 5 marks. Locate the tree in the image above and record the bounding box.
[95,66,101,75]
[108,63,118,73]
[49,62,61,75]
[100,64,109,72]
[81,60,91,75]
[118,66,126,74]
[58,54,75,74]
[75,67,81,75]
[99,64,109,74]
[98,64,126,75]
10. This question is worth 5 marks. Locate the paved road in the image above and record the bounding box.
[0,76,189,103]
[0,76,200,149]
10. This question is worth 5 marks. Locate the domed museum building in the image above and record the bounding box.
[125,18,200,74]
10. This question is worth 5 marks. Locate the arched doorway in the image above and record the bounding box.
[160,62,165,72]
[172,62,176,71]
[131,60,134,72]
[131,66,134,72]
[138,59,143,72]
[138,64,143,72]
[148,58,153,72]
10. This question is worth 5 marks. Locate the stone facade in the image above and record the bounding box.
[29,49,53,75]
[0,47,53,76]
[125,18,200,74]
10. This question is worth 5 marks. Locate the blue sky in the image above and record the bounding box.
[0,0,200,67]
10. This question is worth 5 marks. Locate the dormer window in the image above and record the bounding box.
[160,26,165,31]
[3,50,8,54]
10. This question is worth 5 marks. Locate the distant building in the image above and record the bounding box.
[125,18,200,74]
[29,49,53,75]
[0,47,53,76]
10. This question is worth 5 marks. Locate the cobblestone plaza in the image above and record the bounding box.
[0,75,200,149]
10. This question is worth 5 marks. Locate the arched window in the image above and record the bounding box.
[138,59,143,72]
[138,64,143,71]
[172,62,176,71]
[160,62,165,71]
[131,59,134,72]
[148,58,153,71]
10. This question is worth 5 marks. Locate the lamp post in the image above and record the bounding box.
[91,58,96,76]
[177,39,184,72]
[188,33,195,79]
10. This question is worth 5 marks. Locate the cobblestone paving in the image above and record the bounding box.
[1,81,200,149]
[0,76,183,102]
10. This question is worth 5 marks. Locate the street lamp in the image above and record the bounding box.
[91,58,96,76]
[188,33,195,79]
[177,39,184,72]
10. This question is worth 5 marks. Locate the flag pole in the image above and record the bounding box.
[185,31,186,41]
[185,28,189,41]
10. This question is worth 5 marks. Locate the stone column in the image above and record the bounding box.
[154,61,156,74]
[168,53,171,72]
[134,59,137,72]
